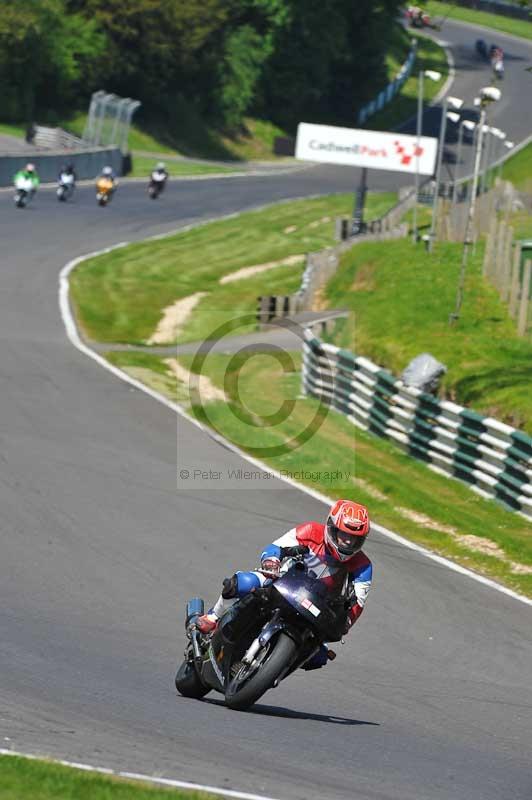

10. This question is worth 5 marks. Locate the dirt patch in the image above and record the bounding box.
[284,225,297,234]
[396,507,457,535]
[307,215,332,229]
[147,292,207,345]
[220,254,305,284]
[509,562,532,575]
[164,358,226,403]
[350,262,376,292]
[352,477,387,501]
[455,534,506,558]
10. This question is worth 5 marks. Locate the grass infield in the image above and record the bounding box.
[0,754,220,800]
[69,193,396,346]
[324,238,532,434]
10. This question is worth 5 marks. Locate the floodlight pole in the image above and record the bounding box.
[428,97,449,253]
[450,107,487,324]
[413,71,424,243]
[452,121,465,206]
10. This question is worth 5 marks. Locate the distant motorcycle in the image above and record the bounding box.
[14,176,36,209]
[175,551,346,711]
[148,170,167,199]
[406,5,431,28]
[492,56,504,80]
[57,172,75,202]
[96,176,115,206]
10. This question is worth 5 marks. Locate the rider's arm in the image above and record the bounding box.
[261,528,299,562]
[345,558,372,632]
[260,529,307,577]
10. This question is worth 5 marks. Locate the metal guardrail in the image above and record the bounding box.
[33,126,86,150]
[358,41,418,125]
[302,330,532,518]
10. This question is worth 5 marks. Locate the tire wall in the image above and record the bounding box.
[0,147,123,186]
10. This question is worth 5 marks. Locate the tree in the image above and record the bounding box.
[0,0,104,122]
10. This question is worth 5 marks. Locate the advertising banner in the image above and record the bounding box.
[295,122,438,176]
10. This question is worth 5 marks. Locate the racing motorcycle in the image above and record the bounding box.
[57,172,75,202]
[13,176,36,209]
[175,550,350,711]
[148,171,167,199]
[96,176,115,206]
[406,5,431,28]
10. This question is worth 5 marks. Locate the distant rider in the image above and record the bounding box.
[491,46,504,78]
[99,165,117,185]
[13,163,40,195]
[197,499,373,670]
[150,161,168,190]
[58,162,77,184]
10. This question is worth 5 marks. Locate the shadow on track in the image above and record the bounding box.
[202,697,380,726]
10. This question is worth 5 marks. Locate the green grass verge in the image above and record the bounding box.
[0,754,219,800]
[0,122,26,140]
[69,192,396,345]
[367,32,448,131]
[501,141,532,193]
[324,237,532,433]
[129,155,238,179]
[105,348,532,597]
[424,1,532,41]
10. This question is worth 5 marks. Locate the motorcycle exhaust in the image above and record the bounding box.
[186,597,204,627]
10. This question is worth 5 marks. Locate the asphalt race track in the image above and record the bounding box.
[1,18,531,800]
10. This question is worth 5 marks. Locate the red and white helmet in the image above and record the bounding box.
[325,500,370,562]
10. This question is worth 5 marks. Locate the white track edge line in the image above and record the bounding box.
[0,749,282,800]
[432,38,456,106]
[59,218,532,609]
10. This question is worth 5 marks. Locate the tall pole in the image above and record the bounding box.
[495,135,505,181]
[450,107,486,324]
[480,127,493,195]
[352,167,368,236]
[413,71,424,243]
[428,97,449,253]
[452,121,464,206]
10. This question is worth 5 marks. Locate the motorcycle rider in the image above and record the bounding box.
[197,499,373,670]
[491,46,504,78]
[150,161,168,191]
[58,162,77,183]
[99,165,117,185]
[57,162,77,199]
[13,163,40,195]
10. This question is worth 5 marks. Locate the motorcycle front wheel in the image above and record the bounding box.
[175,658,210,699]
[225,632,296,711]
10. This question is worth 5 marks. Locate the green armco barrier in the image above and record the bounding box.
[301,329,532,519]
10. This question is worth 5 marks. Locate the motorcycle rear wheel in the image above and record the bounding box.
[225,632,296,711]
[175,658,210,699]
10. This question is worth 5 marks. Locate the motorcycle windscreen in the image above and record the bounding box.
[274,575,347,642]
